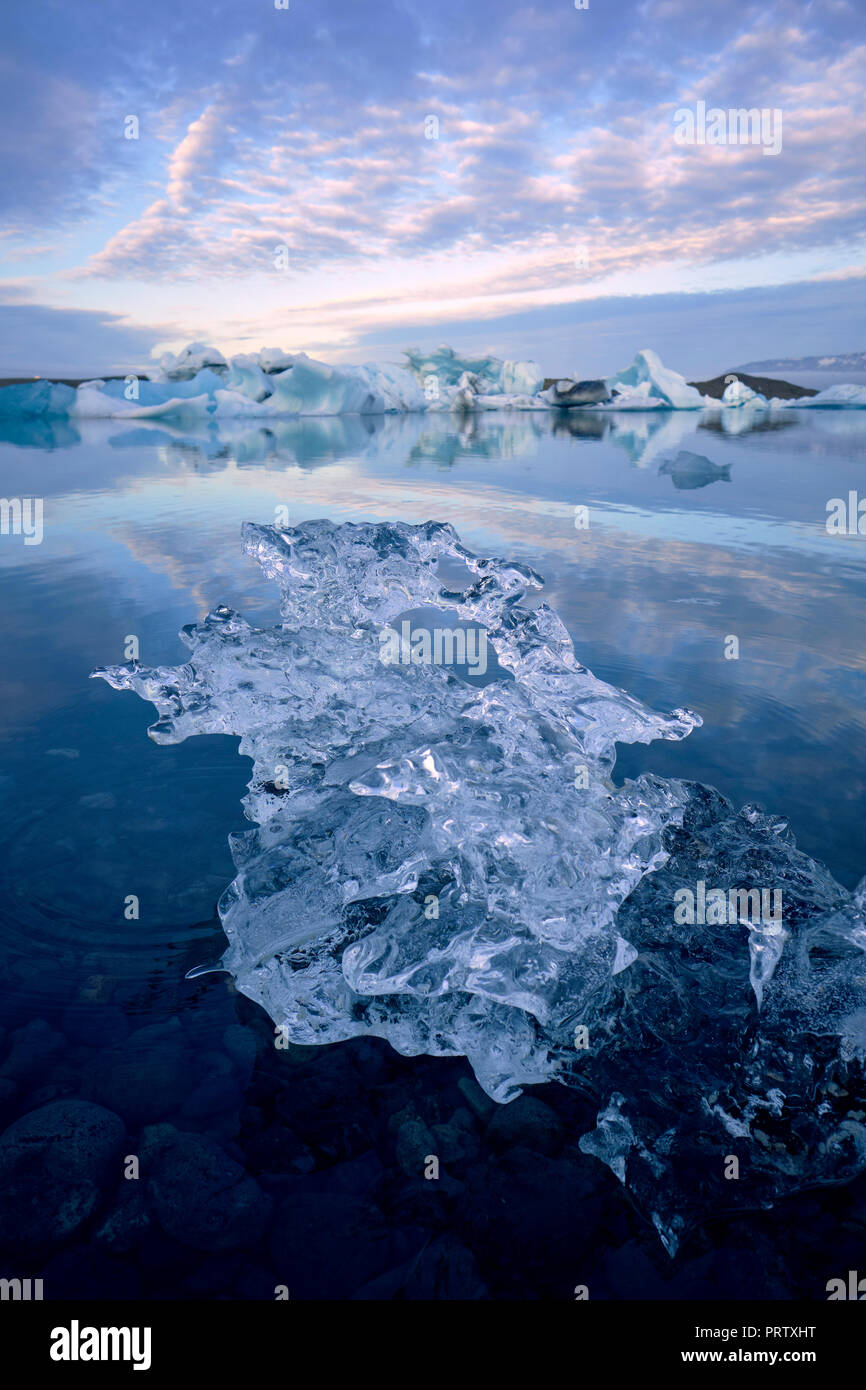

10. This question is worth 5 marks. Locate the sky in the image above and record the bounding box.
[1,0,864,379]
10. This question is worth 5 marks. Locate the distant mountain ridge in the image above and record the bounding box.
[688,372,817,401]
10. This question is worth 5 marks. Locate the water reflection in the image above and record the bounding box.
[1,403,864,1298]
[0,400,819,469]
[658,450,731,490]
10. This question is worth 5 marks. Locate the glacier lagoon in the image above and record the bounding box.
[2,402,866,1295]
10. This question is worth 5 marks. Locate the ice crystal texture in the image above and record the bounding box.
[94,520,866,1249]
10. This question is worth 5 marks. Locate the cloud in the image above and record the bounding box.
[1,0,864,368]
[0,293,171,377]
[70,18,865,293]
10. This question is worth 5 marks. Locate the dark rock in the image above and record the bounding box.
[275,1056,371,1158]
[84,1019,190,1126]
[599,1240,674,1299]
[137,1122,179,1165]
[544,378,611,406]
[269,1192,426,1298]
[457,1076,495,1123]
[0,1098,124,1182]
[394,1114,437,1178]
[486,1095,564,1156]
[431,1108,480,1166]
[0,1099,125,1248]
[245,1125,316,1176]
[688,371,817,401]
[0,1019,65,1084]
[306,1150,382,1197]
[234,1263,280,1300]
[60,1003,129,1048]
[146,1131,271,1251]
[93,1190,152,1253]
[456,1146,602,1296]
[404,1234,488,1299]
[25,1082,79,1109]
[178,1075,242,1127]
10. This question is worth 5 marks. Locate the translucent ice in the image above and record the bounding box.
[606,349,708,410]
[93,518,699,1105]
[3,341,866,419]
[403,344,544,398]
[93,520,866,1248]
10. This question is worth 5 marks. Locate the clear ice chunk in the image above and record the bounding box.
[93,520,866,1248]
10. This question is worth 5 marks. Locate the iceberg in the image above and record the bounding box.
[605,348,709,410]
[93,519,866,1252]
[3,339,866,421]
[776,382,866,408]
[721,377,766,407]
[152,342,228,380]
[403,344,544,398]
[70,382,214,421]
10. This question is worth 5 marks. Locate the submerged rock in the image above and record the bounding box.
[146,1131,271,1251]
[84,1019,190,1126]
[0,1099,125,1247]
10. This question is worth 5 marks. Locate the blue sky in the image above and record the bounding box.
[1,0,864,378]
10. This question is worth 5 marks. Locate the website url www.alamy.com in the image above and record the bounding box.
[682,1351,817,1365]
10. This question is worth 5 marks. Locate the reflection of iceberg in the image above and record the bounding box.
[94,520,866,1252]
[604,409,709,468]
[658,450,731,490]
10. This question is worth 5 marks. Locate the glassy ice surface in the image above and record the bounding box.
[95,518,700,1110]
[94,509,866,1253]
[3,404,866,1270]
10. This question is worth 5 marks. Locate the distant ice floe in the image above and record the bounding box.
[3,340,866,419]
[604,348,708,410]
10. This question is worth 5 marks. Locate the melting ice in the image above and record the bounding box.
[93,520,866,1251]
[5,343,866,420]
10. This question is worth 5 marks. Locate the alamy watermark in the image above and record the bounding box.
[0,497,43,545]
[673,101,782,157]
[674,880,783,926]
[378,620,488,677]
[826,492,866,535]
[1,1277,43,1300]
[49,1321,151,1370]
[827,1270,866,1300]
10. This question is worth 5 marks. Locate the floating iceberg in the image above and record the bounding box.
[776,382,866,408]
[605,348,709,410]
[403,344,544,399]
[154,342,228,380]
[3,340,865,421]
[722,377,765,407]
[94,520,866,1251]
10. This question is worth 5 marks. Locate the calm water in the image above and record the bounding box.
[1,405,865,1299]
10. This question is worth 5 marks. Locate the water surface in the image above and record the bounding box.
[1,406,864,1298]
